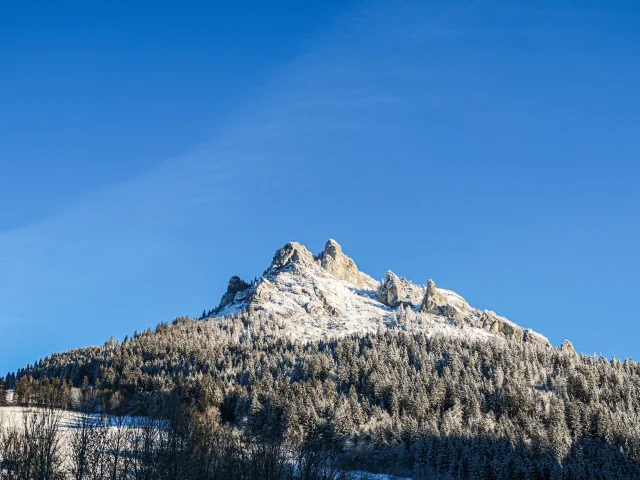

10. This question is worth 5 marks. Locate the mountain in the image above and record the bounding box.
[209,239,551,348]
[6,238,640,479]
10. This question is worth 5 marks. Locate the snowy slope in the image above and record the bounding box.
[217,260,390,340]
[211,240,551,348]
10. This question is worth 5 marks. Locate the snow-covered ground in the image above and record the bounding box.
[0,406,146,433]
[213,240,550,348]
[0,406,81,430]
[1,407,414,479]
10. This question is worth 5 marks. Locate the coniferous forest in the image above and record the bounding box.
[2,313,640,479]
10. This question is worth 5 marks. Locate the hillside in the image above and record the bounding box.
[4,240,640,479]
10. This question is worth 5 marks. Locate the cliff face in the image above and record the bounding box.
[317,239,378,290]
[212,239,552,348]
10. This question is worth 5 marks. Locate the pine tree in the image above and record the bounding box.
[549,395,571,463]
[0,378,6,405]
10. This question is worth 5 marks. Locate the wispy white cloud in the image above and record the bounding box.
[0,0,480,370]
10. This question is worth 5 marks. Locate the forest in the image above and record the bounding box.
[2,312,640,479]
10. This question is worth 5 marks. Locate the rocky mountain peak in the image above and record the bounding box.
[270,242,315,270]
[323,238,342,255]
[421,279,447,314]
[214,275,251,314]
[209,238,553,349]
[316,239,377,289]
[559,339,578,356]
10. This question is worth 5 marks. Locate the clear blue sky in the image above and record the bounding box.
[1,1,639,374]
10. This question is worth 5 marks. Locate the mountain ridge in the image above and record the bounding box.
[208,239,552,349]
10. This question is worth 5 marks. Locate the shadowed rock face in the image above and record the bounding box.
[227,276,249,294]
[216,276,250,312]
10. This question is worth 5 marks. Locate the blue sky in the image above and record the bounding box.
[1,1,639,374]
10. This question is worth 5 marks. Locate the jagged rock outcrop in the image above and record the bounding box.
[248,279,277,313]
[316,239,377,289]
[378,271,404,307]
[559,339,578,355]
[418,280,469,323]
[211,238,552,349]
[378,271,426,308]
[477,311,551,348]
[421,279,447,313]
[215,276,250,313]
[270,242,315,270]
[524,329,553,349]
[480,312,525,342]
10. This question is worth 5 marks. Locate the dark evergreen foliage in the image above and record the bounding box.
[5,313,640,478]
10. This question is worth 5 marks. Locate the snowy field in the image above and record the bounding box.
[0,406,412,480]
[2,406,83,430]
[0,406,141,431]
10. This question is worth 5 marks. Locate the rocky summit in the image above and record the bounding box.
[211,239,551,348]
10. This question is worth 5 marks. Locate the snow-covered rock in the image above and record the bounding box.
[378,271,425,308]
[270,241,315,270]
[317,239,378,290]
[559,339,578,356]
[420,279,447,314]
[211,239,552,348]
[216,276,250,313]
